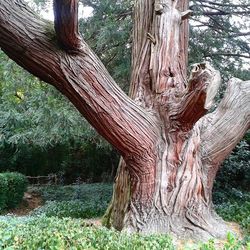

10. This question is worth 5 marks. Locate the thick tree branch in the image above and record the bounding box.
[200,78,250,165]
[53,0,81,51]
[170,62,220,128]
[0,0,159,158]
[129,0,154,106]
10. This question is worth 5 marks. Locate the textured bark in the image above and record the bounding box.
[0,0,249,241]
[102,0,250,240]
[53,0,81,50]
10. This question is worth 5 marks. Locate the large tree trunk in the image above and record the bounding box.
[105,77,250,240]
[0,0,249,241]
[103,0,250,240]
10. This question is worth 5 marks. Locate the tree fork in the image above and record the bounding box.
[0,0,249,241]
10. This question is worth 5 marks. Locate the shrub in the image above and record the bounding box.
[0,216,175,249]
[0,216,249,249]
[4,172,28,209]
[0,174,8,211]
[216,200,250,236]
[32,200,108,219]
[29,183,113,203]
[214,138,250,195]
[29,184,112,219]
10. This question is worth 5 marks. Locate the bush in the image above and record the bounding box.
[0,172,28,210]
[0,174,8,211]
[214,138,250,194]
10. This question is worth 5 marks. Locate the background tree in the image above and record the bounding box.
[78,0,250,83]
[0,50,117,181]
[0,0,249,240]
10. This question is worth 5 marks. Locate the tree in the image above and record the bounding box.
[78,0,250,84]
[0,0,249,240]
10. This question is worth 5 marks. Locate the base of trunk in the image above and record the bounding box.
[104,198,229,241]
[123,205,229,241]
[103,160,230,241]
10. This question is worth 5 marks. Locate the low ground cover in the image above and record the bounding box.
[0,183,249,249]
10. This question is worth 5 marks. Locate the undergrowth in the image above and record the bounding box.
[0,216,249,250]
[0,183,249,249]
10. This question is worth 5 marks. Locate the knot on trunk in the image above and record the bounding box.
[155,3,167,14]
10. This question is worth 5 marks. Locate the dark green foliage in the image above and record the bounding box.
[213,136,250,204]
[77,0,250,85]
[4,172,28,209]
[0,183,249,249]
[212,138,250,242]
[198,232,248,250]
[30,183,113,202]
[0,50,119,182]
[0,172,27,210]
[216,199,250,247]
[0,174,7,211]
[79,0,132,91]
[189,0,250,81]
[0,217,247,250]
[0,51,91,148]
[216,200,250,236]
[30,183,112,218]
[0,141,118,183]
[32,200,107,219]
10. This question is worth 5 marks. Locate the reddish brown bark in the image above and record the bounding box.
[0,0,249,241]
[53,0,81,50]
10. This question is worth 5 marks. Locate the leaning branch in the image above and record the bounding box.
[0,0,159,158]
[200,79,250,165]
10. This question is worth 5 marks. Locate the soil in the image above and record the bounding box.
[5,192,43,216]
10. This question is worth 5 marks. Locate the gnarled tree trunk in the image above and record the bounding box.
[0,0,249,241]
